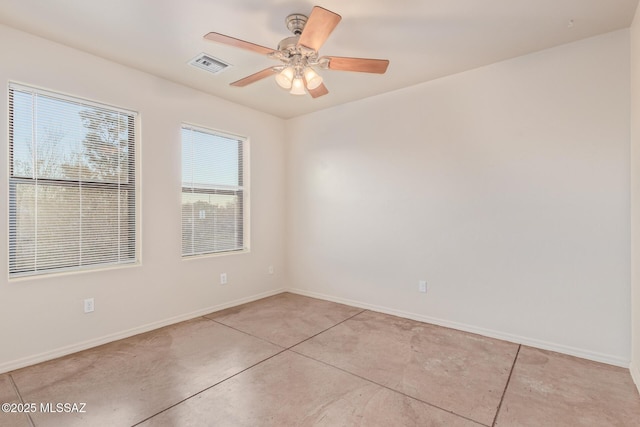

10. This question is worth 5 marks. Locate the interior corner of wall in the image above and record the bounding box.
[631,361,640,394]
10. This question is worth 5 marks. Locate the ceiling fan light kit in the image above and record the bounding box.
[290,75,306,95]
[203,6,389,99]
[275,66,294,89]
[303,68,323,90]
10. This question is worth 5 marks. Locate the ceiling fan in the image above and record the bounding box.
[203,6,390,98]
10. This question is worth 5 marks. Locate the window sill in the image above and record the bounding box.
[181,248,250,261]
[8,261,141,282]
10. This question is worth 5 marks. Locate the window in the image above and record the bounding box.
[8,84,137,277]
[181,125,247,257]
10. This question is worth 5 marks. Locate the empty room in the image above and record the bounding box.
[1,0,640,425]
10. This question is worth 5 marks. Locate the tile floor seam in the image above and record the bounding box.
[289,349,489,427]
[283,308,368,351]
[491,344,521,427]
[8,373,36,427]
[129,347,288,427]
[204,308,367,351]
[201,315,288,349]
[131,310,370,425]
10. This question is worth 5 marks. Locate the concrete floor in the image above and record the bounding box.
[2,292,639,426]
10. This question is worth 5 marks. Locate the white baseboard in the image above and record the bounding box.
[0,288,285,374]
[287,288,630,368]
[631,362,640,394]
[3,286,631,374]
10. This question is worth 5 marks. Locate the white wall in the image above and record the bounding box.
[630,5,640,390]
[0,22,634,374]
[286,30,631,366]
[0,25,287,372]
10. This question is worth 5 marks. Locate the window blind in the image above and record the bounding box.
[8,84,137,277]
[181,125,246,257]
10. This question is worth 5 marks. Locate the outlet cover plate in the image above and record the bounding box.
[418,280,427,293]
[84,298,95,313]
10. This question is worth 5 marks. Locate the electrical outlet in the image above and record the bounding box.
[220,273,227,285]
[268,266,274,274]
[418,280,427,293]
[84,298,95,313]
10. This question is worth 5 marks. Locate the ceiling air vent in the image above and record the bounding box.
[188,53,232,75]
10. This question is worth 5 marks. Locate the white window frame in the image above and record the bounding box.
[7,83,140,278]
[181,123,249,258]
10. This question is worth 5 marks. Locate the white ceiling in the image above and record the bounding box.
[0,0,638,119]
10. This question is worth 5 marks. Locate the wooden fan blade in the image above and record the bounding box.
[327,56,390,74]
[297,6,341,52]
[204,32,275,55]
[308,82,329,98]
[230,68,277,87]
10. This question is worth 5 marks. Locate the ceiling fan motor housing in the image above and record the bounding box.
[277,36,300,53]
